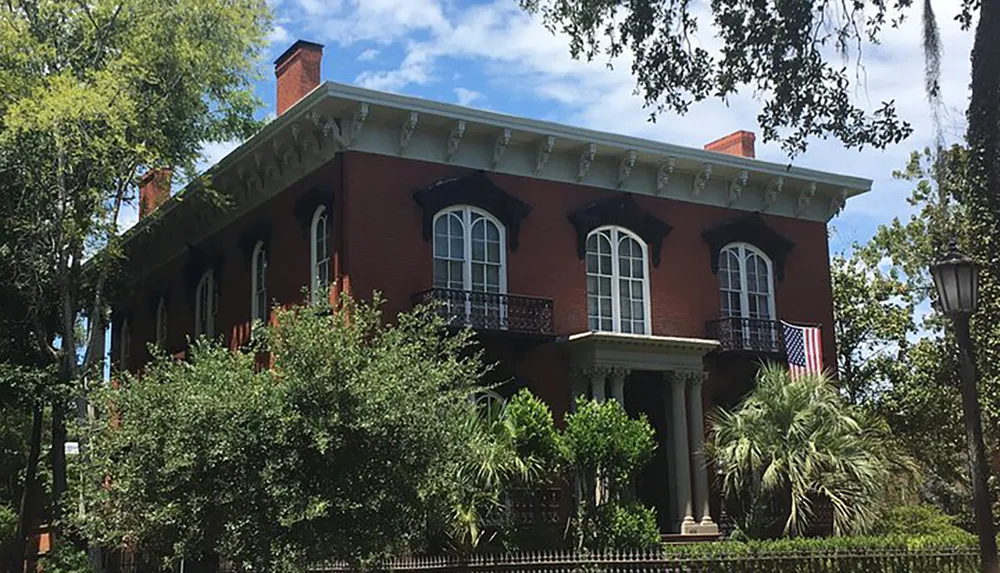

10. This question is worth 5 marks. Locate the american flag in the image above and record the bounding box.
[782,321,824,375]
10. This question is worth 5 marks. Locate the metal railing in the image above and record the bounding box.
[412,288,555,336]
[706,316,783,354]
[314,547,980,573]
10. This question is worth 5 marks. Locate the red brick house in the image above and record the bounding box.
[108,40,871,537]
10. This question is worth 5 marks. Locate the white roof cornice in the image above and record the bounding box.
[120,80,871,283]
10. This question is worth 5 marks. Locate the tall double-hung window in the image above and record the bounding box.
[585,226,650,334]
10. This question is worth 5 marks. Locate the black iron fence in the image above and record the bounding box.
[412,288,555,336]
[705,316,783,354]
[314,547,980,573]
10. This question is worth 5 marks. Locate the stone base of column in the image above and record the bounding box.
[679,519,719,535]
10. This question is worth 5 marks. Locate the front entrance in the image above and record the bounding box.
[562,332,721,536]
[625,370,674,531]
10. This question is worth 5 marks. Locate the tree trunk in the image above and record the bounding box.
[11,405,43,573]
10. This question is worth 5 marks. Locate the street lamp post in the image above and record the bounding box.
[931,242,999,573]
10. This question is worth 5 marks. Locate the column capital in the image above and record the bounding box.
[608,365,631,380]
[574,364,615,380]
[667,369,706,387]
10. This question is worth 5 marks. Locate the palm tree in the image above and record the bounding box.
[708,364,909,538]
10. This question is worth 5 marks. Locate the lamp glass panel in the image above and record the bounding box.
[934,264,960,314]
[957,264,977,312]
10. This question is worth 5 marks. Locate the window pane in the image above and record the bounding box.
[487,240,500,263]
[486,265,500,289]
[599,253,612,275]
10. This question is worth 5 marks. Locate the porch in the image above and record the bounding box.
[561,332,722,537]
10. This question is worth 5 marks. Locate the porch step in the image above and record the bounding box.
[661,532,722,544]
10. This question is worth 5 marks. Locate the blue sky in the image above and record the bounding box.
[184,0,975,257]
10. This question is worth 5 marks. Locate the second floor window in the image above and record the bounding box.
[433,206,506,294]
[195,270,216,337]
[155,297,167,347]
[719,242,775,321]
[251,241,268,323]
[311,206,330,304]
[586,226,649,335]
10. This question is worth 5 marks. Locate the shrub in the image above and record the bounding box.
[503,390,560,469]
[561,398,658,551]
[0,504,16,545]
[594,502,660,551]
[873,504,969,537]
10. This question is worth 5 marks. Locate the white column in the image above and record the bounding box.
[687,372,718,533]
[590,367,607,402]
[667,372,695,533]
[610,368,628,406]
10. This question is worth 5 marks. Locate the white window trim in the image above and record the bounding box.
[155,297,167,347]
[194,270,216,337]
[432,205,508,294]
[310,205,330,304]
[719,242,777,320]
[586,225,653,334]
[251,240,267,324]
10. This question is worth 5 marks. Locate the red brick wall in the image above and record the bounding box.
[115,150,836,377]
[115,158,342,370]
[340,151,835,371]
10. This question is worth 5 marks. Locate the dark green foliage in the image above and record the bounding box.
[709,364,911,538]
[75,297,487,571]
[562,398,658,550]
[518,0,925,154]
[503,390,560,468]
[873,505,969,537]
[561,398,656,489]
[40,543,99,573]
[593,501,660,551]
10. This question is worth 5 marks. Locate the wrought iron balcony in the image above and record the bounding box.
[412,288,555,337]
[706,316,783,354]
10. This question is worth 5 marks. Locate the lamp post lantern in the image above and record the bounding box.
[930,242,998,573]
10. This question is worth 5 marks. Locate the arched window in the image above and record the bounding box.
[194,270,216,337]
[718,242,775,321]
[433,206,506,326]
[586,226,650,334]
[155,297,168,347]
[251,241,268,324]
[119,318,131,370]
[310,206,330,304]
[433,206,506,292]
[474,390,506,424]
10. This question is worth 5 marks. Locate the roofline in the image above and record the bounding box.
[317,81,873,195]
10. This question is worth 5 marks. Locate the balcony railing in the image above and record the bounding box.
[706,316,783,354]
[412,288,555,337]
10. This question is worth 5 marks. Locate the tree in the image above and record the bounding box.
[837,147,1000,523]
[560,398,658,550]
[74,297,489,571]
[709,364,912,538]
[831,252,914,405]
[443,390,558,554]
[0,0,271,561]
[517,0,992,161]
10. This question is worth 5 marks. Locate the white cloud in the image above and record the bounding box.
[357,48,380,61]
[268,24,291,46]
[453,87,483,107]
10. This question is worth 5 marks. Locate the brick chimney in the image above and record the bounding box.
[139,168,172,219]
[704,130,756,158]
[275,40,324,116]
